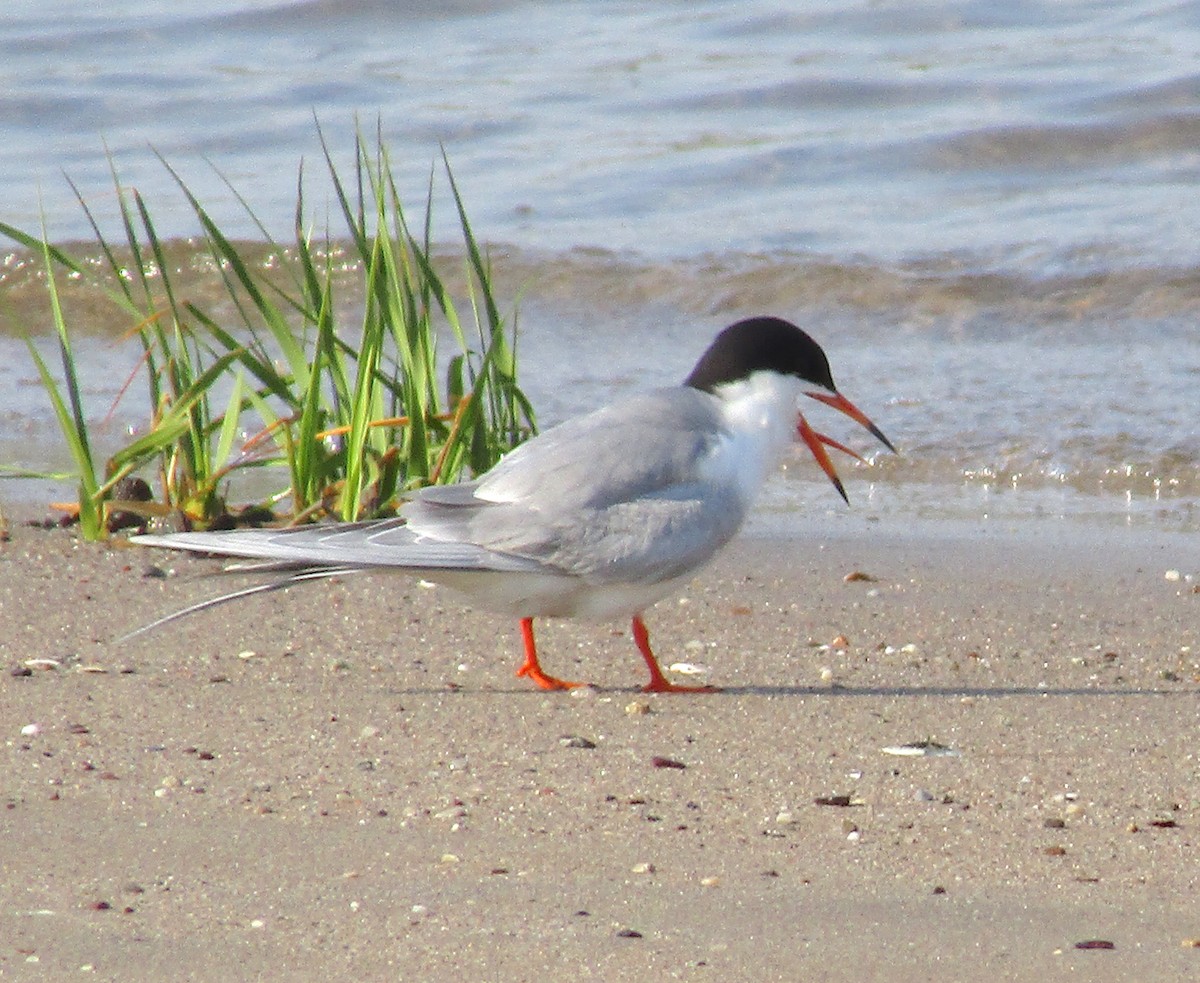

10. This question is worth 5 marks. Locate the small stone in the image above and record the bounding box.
[819,666,834,683]
[651,756,686,769]
[625,701,652,715]
[1043,845,1068,856]
[775,811,796,825]
[1073,939,1115,950]
[560,735,597,749]
[20,723,41,737]
[699,876,720,887]
[1043,818,1066,829]
[631,862,655,874]
[237,650,257,660]
[1181,938,1200,948]
[440,853,460,864]
[9,664,32,677]
[843,571,877,583]
[1165,569,1182,582]
[616,929,643,939]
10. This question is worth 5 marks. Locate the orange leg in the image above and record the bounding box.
[631,615,719,693]
[515,617,586,690]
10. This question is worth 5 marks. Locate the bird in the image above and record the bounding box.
[129,316,894,693]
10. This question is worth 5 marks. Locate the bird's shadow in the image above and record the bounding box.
[400,683,1191,699]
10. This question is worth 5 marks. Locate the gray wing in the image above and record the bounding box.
[401,387,749,584]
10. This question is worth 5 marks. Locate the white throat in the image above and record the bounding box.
[700,370,806,504]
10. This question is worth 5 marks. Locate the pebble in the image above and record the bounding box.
[631,862,655,874]
[1165,569,1182,582]
[624,701,652,716]
[20,723,41,737]
[651,756,686,769]
[560,735,597,749]
[1073,939,1115,950]
[699,876,720,887]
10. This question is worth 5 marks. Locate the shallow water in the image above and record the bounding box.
[1,1,1198,531]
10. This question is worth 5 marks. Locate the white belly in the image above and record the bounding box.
[414,568,693,620]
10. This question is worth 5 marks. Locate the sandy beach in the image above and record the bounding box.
[2,504,1199,981]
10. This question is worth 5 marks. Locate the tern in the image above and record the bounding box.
[131,316,894,692]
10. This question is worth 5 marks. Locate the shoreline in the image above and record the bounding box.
[2,507,1199,979]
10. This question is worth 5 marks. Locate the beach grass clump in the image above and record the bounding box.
[0,126,536,540]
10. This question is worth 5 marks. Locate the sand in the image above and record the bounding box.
[2,504,1199,981]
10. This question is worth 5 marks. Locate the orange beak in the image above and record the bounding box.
[805,390,897,454]
[797,390,896,503]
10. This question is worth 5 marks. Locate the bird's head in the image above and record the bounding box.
[684,316,895,502]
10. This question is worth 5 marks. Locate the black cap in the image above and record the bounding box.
[684,317,837,394]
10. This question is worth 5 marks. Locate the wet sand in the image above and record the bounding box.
[2,505,1199,981]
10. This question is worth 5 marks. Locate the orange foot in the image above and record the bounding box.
[516,617,590,690]
[516,662,587,690]
[631,615,720,694]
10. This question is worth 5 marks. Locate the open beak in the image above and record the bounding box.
[806,390,897,454]
[797,390,896,503]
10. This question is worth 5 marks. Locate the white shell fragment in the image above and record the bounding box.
[667,662,710,676]
[881,741,960,758]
